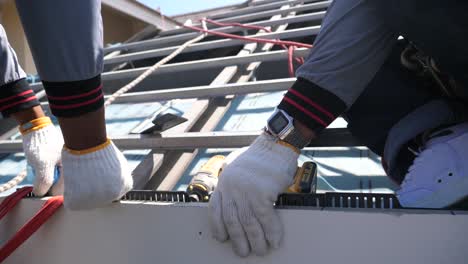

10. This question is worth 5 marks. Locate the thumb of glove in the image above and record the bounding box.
[32,163,57,196]
[50,168,64,196]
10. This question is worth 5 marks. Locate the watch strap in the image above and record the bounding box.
[283,126,310,150]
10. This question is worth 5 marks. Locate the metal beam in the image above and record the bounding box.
[103,48,309,81]
[208,0,322,20]
[159,1,331,37]
[0,129,359,153]
[104,12,325,54]
[104,26,320,65]
[122,48,307,77]
[110,78,295,103]
[30,48,307,91]
[250,0,311,6]
[114,129,358,150]
[27,49,309,97]
[216,1,330,23]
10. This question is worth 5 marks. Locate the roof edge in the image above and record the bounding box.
[102,0,179,30]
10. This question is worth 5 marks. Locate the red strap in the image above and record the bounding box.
[187,21,312,48]
[288,46,295,77]
[0,186,33,221]
[0,188,63,263]
[191,19,310,77]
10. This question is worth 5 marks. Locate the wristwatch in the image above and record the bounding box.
[266,109,311,150]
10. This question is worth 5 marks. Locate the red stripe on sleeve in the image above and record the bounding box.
[283,96,328,127]
[49,93,104,110]
[0,96,38,112]
[287,89,335,120]
[46,85,103,101]
[0,90,34,104]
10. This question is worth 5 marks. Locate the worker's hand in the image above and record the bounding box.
[21,120,64,196]
[209,132,299,257]
[61,139,133,210]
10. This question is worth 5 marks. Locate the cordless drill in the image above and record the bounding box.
[187,155,225,202]
[187,155,317,202]
[287,161,318,193]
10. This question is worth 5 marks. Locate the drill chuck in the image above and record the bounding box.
[187,155,225,202]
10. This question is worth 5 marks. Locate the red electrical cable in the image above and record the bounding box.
[0,188,63,263]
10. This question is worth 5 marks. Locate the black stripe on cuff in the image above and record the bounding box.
[43,74,101,97]
[43,74,104,117]
[0,78,40,117]
[278,77,346,133]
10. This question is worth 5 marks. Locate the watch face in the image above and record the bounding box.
[269,111,289,134]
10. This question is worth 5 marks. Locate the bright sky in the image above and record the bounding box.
[138,0,245,16]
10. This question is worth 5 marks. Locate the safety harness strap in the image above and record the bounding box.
[0,187,63,263]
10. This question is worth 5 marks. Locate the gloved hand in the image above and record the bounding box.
[21,117,64,196]
[62,139,133,210]
[209,132,299,257]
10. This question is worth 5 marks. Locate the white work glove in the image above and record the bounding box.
[209,132,299,257]
[62,139,133,210]
[21,119,64,196]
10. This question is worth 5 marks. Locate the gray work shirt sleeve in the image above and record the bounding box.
[296,0,398,108]
[0,25,27,86]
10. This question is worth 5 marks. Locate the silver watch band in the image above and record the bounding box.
[283,127,311,149]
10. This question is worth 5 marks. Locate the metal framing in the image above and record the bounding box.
[208,0,323,20]
[109,78,295,103]
[216,1,329,24]
[29,48,308,91]
[104,26,320,65]
[0,129,357,153]
[159,0,331,36]
[102,48,309,81]
[104,12,325,54]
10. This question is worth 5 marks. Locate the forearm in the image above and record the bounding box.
[11,105,46,124]
[0,25,41,119]
[278,78,346,135]
[280,0,398,135]
[16,0,104,118]
[16,0,106,150]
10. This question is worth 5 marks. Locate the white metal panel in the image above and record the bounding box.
[1,199,467,264]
